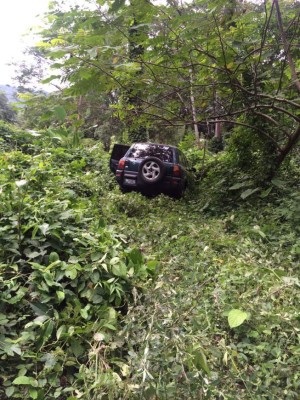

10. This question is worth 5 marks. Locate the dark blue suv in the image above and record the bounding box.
[110,143,193,198]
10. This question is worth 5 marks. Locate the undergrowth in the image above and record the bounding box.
[0,123,299,399]
[100,189,299,399]
[0,136,154,399]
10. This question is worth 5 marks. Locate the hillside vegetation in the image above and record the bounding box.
[0,122,299,399]
[1,0,300,398]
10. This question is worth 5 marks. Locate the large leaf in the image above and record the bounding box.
[12,376,38,387]
[53,106,66,122]
[228,309,248,328]
[112,263,127,277]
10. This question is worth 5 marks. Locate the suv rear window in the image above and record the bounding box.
[127,144,174,162]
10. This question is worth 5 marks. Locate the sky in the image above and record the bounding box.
[0,0,50,86]
[0,0,174,88]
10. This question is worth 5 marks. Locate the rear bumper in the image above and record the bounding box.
[116,169,184,192]
[116,170,138,186]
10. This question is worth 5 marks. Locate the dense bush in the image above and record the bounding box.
[1,125,299,399]
[100,186,300,399]
[0,136,154,399]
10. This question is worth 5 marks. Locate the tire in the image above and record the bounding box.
[138,157,166,184]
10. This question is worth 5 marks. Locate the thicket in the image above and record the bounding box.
[0,126,156,399]
[1,0,299,397]
[100,147,300,399]
[1,122,299,399]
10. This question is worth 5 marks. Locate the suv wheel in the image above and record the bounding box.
[139,157,166,184]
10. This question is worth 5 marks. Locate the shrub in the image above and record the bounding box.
[0,142,153,399]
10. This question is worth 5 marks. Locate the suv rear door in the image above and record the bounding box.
[109,144,130,173]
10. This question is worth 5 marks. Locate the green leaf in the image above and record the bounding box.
[147,260,158,273]
[253,225,266,238]
[39,223,50,235]
[0,314,9,325]
[11,344,22,355]
[49,252,60,262]
[228,309,248,328]
[112,263,127,277]
[43,272,56,287]
[53,106,66,122]
[29,388,38,399]
[128,248,143,265]
[56,325,66,340]
[70,339,85,358]
[65,267,77,279]
[91,252,102,261]
[41,75,61,84]
[110,257,120,265]
[6,287,27,304]
[13,376,38,387]
[5,387,15,397]
[56,291,65,302]
[103,323,117,331]
[36,320,54,351]
[29,302,50,317]
[260,187,272,198]
[193,347,210,375]
[110,0,125,13]
[229,181,250,190]
[271,178,286,188]
[80,305,90,319]
[26,251,40,259]
[240,188,259,199]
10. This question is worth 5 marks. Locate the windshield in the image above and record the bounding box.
[127,144,174,162]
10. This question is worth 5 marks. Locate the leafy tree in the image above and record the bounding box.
[12,47,50,91]
[19,0,300,177]
[0,92,16,123]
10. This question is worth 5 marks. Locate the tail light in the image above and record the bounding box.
[173,164,181,177]
[118,159,125,170]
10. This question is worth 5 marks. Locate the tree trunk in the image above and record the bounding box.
[275,124,300,168]
[214,121,222,138]
[126,2,148,143]
[189,69,200,146]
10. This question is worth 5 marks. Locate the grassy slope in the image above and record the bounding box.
[101,189,300,399]
[0,126,299,399]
